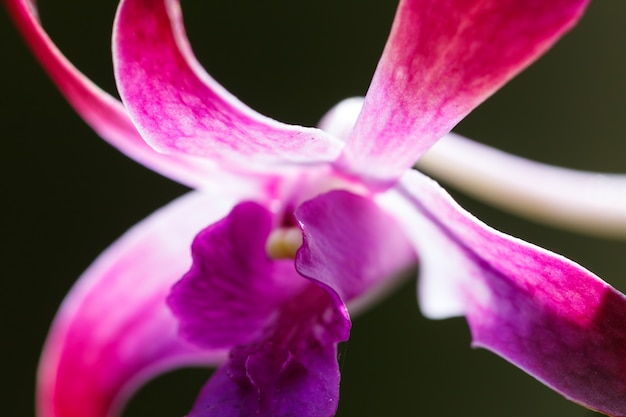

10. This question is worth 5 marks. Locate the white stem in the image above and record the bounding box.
[417,134,626,238]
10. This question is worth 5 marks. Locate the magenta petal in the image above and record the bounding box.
[379,170,626,416]
[5,0,223,189]
[112,0,342,169]
[187,285,347,417]
[338,0,590,183]
[37,192,241,417]
[168,202,305,350]
[295,190,416,304]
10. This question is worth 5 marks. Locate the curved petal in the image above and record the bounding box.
[418,133,626,238]
[187,284,347,417]
[112,0,343,170]
[295,190,417,306]
[168,202,347,416]
[37,191,245,417]
[377,170,626,416]
[337,0,590,185]
[168,202,305,350]
[4,0,221,189]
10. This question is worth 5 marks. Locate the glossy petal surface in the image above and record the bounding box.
[4,0,222,189]
[38,192,240,417]
[113,0,343,170]
[338,0,590,184]
[378,170,626,416]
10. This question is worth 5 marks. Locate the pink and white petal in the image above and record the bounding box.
[186,284,348,417]
[337,0,590,184]
[377,170,626,416]
[112,0,343,170]
[295,190,416,308]
[37,191,245,417]
[168,202,306,350]
[5,0,222,189]
[418,133,626,238]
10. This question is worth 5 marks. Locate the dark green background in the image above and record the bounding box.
[2,0,625,415]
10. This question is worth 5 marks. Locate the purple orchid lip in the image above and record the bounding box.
[9,0,626,416]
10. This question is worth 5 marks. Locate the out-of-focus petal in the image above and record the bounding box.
[4,0,221,189]
[378,170,626,416]
[418,133,626,238]
[112,0,343,170]
[295,190,416,308]
[37,191,245,417]
[168,202,305,350]
[338,0,590,184]
[187,284,347,417]
[317,97,364,141]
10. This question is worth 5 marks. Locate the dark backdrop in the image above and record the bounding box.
[2,1,625,416]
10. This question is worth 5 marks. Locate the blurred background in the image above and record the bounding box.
[2,0,625,415]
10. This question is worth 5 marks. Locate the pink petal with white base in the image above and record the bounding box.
[4,0,222,189]
[378,170,626,416]
[338,0,590,184]
[37,191,245,417]
[112,0,343,170]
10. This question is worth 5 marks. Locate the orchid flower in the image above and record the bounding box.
[8,0,626,416]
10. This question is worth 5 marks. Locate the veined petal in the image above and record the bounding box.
[38,191,242,417]
[112,0,343,170]
[295,190,417,307]
[337,0,590,184]
[418,133,626,238]
[378,170,626,416]
[4,0,221,189]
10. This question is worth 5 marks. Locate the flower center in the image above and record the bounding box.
[266,227,303,259]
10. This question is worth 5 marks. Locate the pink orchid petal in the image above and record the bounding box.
[37,191,247,417]
[418,133,626,237]
[295,190,417,304]
[378,170,626,416]
[168,202,305,350]
[338,0,590,184]
[112,0,343,170]
[5,0,221,189]
[187,284,347,417]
